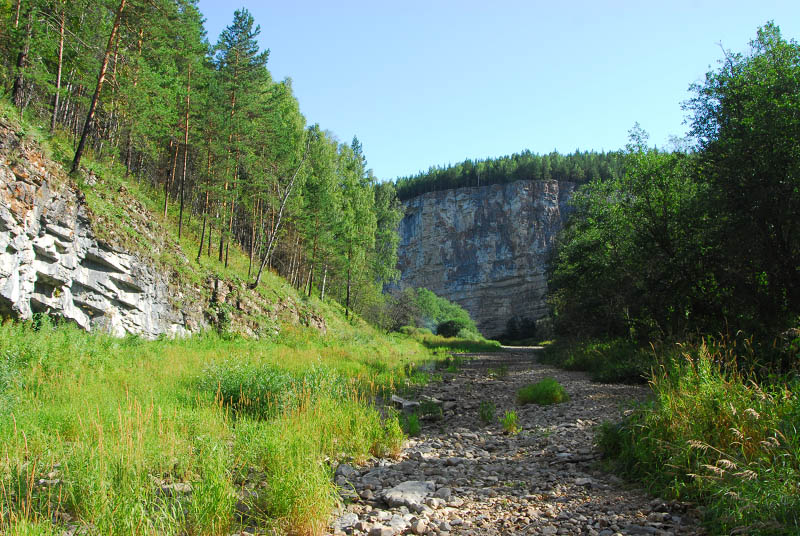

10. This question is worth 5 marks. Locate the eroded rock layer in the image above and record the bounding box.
[396,180,574,338]
[0,127,198,338]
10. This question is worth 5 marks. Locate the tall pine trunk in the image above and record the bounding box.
[320,263,327,302]
[50,4,65,133]
[12,8,33,111]
[164,141,178,218]
[251,139,310,289]
[178,65,191,239]
[71,0,126,174]
[197,137,212,262]
[345,245,352,318]
[124,30,144,176]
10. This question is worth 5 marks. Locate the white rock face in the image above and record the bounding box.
[0,123,196,338]
[396,180,574,338]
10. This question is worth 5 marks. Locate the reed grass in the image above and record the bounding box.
[598,337,800,534]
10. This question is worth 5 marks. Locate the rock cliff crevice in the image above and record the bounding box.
[396,180,574,338]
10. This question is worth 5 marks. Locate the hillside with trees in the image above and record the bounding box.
[0,1,402,319]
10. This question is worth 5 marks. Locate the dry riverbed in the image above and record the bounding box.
[327,348,704,536]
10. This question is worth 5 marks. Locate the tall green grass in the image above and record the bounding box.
[0,319,432,535]
[517,377,569,405]
[598,338,800,535]
[398,326,502,354]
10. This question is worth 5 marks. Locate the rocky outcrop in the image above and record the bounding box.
[0,124,202,338]
[396,180,574,338]
[0,118,326,339]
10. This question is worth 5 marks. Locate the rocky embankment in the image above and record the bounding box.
[396,181,574,338]
[329,349,703,536]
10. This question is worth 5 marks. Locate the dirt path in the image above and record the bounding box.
[329,347,704,536]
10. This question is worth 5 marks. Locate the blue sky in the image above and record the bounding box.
[197,1,800,181]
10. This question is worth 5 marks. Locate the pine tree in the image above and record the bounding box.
[213,8,269,266]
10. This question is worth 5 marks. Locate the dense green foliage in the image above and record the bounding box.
[547,23,800,534]
[0,1,403,320]
[412,287,480,338]
[599,338,800,534]
[516,377,569,405]
[435,318,472,338]
[551,23,800,345]
[377,286,484,339]
[398,326,502,354]
[395,149,624,200]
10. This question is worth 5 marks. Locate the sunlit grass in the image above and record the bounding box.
[0,319,429,534]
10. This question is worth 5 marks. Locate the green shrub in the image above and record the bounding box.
[418,400,443,421]
[539,338,653,383]
[500,410,520,435]
[398,325,432,337]
[436,319,471,338]
[456,327,482,341]
[478,401,495,424]
[488,364,509,379]
[400,413,421,437]
[517,377,569,405]
[415,288,477,334]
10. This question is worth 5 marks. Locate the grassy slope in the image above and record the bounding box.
[0,100,491,535]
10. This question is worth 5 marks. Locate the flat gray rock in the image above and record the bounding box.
[382,480,435,508]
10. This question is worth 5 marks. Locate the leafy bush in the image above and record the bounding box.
[415,288,478,334]
[436,318,471,338]
[406,332,502,354]
[517,377,569,405]
[456,327,482,341]
[538,338,653,383]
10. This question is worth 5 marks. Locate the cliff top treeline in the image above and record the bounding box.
[395,150,625,201]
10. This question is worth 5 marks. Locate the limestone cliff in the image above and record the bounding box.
[396,180,574,338]
[0,122,204,337]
